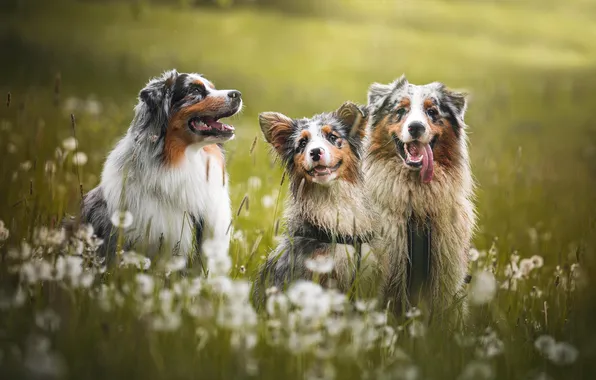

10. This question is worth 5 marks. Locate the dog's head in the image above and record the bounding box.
[135,69,243,164]
[367,75,469,183]
[259,102,367,187]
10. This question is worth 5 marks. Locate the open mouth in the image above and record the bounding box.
[393,135,437,183]
[188,114,235,138]
[306,160,342,177]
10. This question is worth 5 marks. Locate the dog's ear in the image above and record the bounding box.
[335,101,367,139]
[259,112,295,154]
[444,89,469,121]
[139,69,178,109]
[441,87,469,130]
[367,75,408,110]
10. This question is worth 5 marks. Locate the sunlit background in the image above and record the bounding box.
[1,0,595,379]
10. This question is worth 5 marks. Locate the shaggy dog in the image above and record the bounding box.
[81,70,242,261]
[364,75,475,321]
[252,102,376,307]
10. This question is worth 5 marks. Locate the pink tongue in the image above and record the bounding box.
[420,144,434,183]
[205,119,234,132]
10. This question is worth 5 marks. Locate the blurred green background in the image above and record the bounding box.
[1,0,596,378]
[2,0,595,267]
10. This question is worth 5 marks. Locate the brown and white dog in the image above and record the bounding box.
[81,70,242,261]
[364,75,475,322]
[252,102,377,307]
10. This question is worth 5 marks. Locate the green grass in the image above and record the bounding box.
[1,0,596,379]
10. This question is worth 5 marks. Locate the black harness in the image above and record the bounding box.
[407,215,432,303]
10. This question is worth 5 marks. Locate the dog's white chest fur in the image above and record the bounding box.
[101,139,231,256]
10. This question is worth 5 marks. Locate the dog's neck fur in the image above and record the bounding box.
[284,177,374,239]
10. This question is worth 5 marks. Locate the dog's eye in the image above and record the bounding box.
[298,139,308,150]
[396,108,406,116]
[328,134,338,144]
[427,108,438,118]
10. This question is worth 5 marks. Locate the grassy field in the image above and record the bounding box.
[1,0,596,379]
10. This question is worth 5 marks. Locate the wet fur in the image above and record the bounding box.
[364,76,476,322]
[253,103,377,308]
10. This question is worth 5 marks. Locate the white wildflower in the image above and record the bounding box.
[405,307,422,319]
[469,270,497,305]
[0,220,10,242]
[202,238,228,258]
[530,255,544,268]
[231,229,245,242]
[7,142,17,154]
[206,254,231,276]
[62,137,78,151]
[44,161,57,175]
[23,335,66,379]
[469,248,480,262]
[266,293,289,317]
[20,161,32,171]
[120,251,151,270]
[110,210,133,229]
[354,299,378,313]
[207,276,233,295]
[63,97,80,113]
[407,320,426,338]
[287,281,324,307]
[85,98,102,116]
[164,255,186,274]
[547,342,579,365]
[261,195,275,209]
[35,309,61,332]
[151,312,182,332]
[8,241,31,260]
[519,258,535,276]
[247,176,262,190]
[534,335,556,355]
[72,152,88,166]
[305,255,334,274]
[458,361,494,380]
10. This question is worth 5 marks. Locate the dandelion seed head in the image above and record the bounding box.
[407,320,426,338]
[72,152,88,166]
[305,255,334,274]
[62,137,78,151]
[44,161,57,175]
[405,307,422,319]
[261,195,275,208]
[247,176,262,190]
[35,309,61,332]
[7,142,17,154]
[469,248,480,262]
[547,342,579,365]
[110,210,133,229]
[519,258,535,276]
[458,361,494,380]
[20,161,32,171]
[469,270,497,305]
[534,335,556,355]
[530,255,544,268]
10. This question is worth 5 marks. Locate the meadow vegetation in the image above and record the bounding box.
[1,0,595,379]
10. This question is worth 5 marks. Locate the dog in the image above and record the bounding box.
[80,69,242,262]
[363,75,475,322]
[252,102,377,307]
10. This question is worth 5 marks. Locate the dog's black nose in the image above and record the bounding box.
[408,121,425,139]
[228,90,241,99]
[310,147,323,161]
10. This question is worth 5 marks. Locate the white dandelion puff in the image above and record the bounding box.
[458,361,494,380]
[44,161,57,175]
[407,320,426,338]
[20,161,32,171]
[261,195,275,209]
[35,309,61,332]
[247,176,262,190]
[120,251,151,270]
[7,142,17,154]
[72,152,88,166]
[469,248,480,262]
[534,335,556,355]
[547,342,579,365]
[110,210,133,229]
[530,255,544,268]
[305,255,334,274]
[519,258,535,276]
[469,270,497,306]
[405,307,422,319]
[165,256,187,274]
[62,137,78,151]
